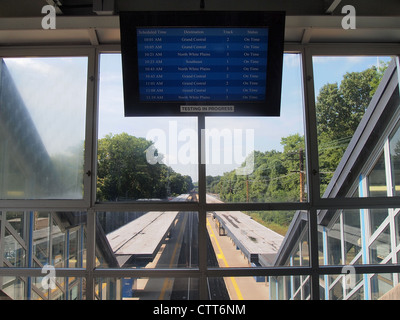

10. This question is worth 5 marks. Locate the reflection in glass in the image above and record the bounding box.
[1,277,25,300]
[0,211,86,270]
[371,273,393,300]
[368,153,387,197]
[271,275,310,300]
[395,210,400,246]
[327,215,342,265]
[369,208,388,236]
[343,209,361,264]
[0,57,88,199]
[51,219,65,268]
[33,212,50,266]
[4,229,25,267]
[369,225,391,264]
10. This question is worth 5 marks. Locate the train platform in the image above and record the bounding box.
[106,211,179,266]
[206,213,271,300]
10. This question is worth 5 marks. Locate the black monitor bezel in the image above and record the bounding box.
[119,11,285,117]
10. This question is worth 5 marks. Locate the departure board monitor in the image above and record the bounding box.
[120,11,285,116]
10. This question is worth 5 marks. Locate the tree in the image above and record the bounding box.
[316,64,387,189]
[97,133,192,201]
[205,62,390,231]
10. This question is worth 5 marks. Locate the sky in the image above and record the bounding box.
[3,53,393,182]
[98,53,392,180]
[4,57,88,157]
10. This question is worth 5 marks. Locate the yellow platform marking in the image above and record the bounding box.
[206,218,244,300]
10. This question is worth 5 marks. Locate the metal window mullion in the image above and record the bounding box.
[384,138,399,282]
[340,211,346,265]
[0,212,4,290]
[49,214,53,266]
[65,229,70,299]
[197,114,208,299]
[84,47,99,301]
[384,139,394,197]
[322,226,329,300]
[85,208,96,300]
[88,48,100,208]
[396,56,400,97]
[340,211,347,299]
[301,46,321,300]
[301,47,320,205]
[359,174,371,299]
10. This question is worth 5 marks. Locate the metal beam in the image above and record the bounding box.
[301,27,313,44]
[326,0,342,14]
[88,27,99,45]
[0,15,399,31]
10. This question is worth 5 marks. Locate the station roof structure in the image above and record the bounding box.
[0,0,398,46]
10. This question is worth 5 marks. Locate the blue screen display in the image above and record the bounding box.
[136,27,268,102]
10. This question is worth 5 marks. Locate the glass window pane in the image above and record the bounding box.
[2,211,86,269]
[369,224,391,264]
[95,277,201,300]
[68,230,79,268]
[343,209,362,264]
[97,211,198,269]
[207,210,307,268]
[0,57,88,199]
[313,56,393,197]
[369,208,388,236]
[327,215,342,265]
[98,53,197,202]
[1,276,25,300]
[368,153,387,197]
[321,273,364,300]
[4,229,25,267]
[206,53,305,203]
[371,273,393,300]
[318,207,396,266]
[6,212,26,239]
[395,210,400,246]
[52,220,65,268]
[389,123,400,196]
[33,212,50,266]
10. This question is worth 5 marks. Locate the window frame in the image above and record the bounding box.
[0,43,399,300]
[0,47,96,209]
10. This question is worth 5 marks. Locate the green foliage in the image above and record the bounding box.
[208,133,305,204]
[316,63,387,189]
[97,133,193,201]
[247,211,294,235]
[207,62,389,231]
